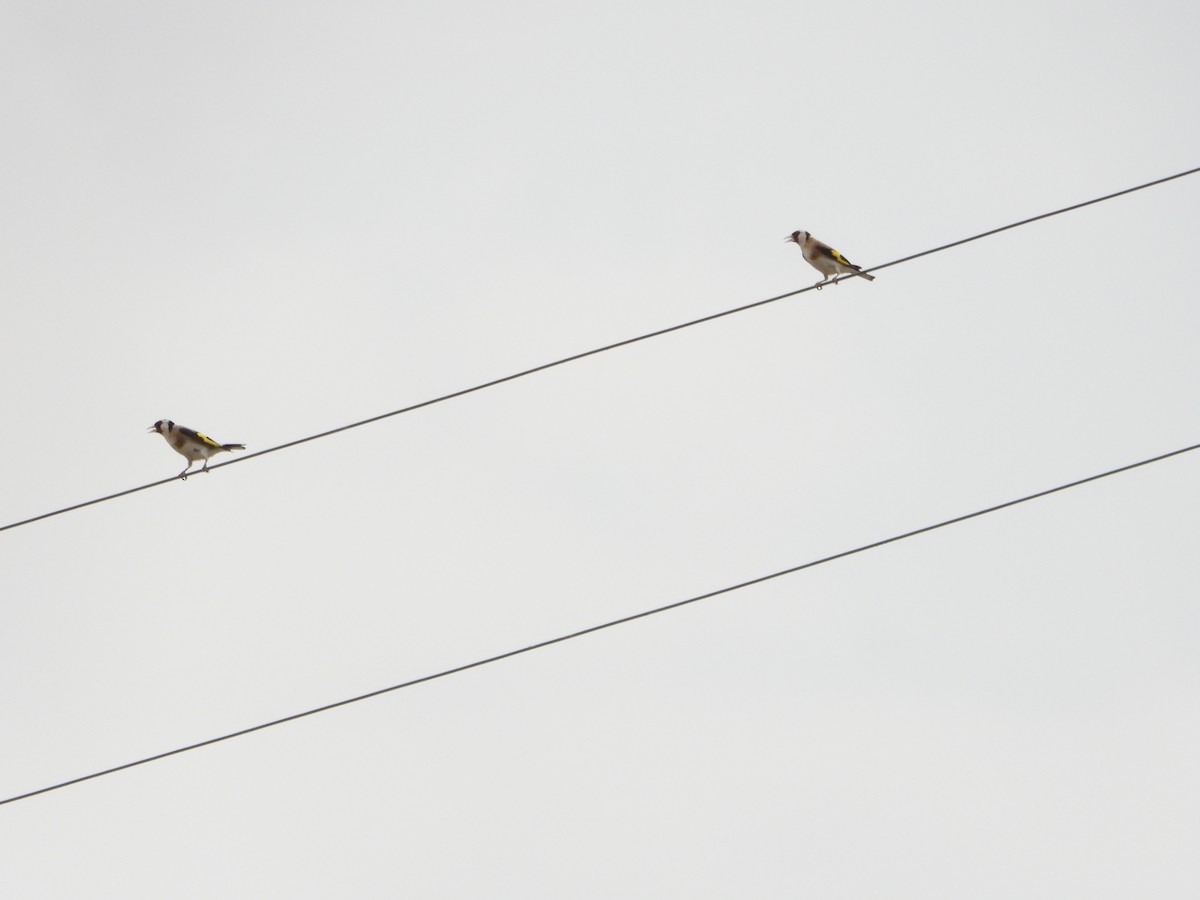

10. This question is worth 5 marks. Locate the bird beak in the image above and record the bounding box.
[784,235,796,243]
[147,425,158,434]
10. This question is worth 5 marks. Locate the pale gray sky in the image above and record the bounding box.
[3,1,1199,897]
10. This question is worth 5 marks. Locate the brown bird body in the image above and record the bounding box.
[149,419,245,479]
[786,230,875,288]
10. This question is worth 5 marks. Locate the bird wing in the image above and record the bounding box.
[179,426,224,449]
[813,242,858,268]
[817,243,860,269]
[809,241,842,263]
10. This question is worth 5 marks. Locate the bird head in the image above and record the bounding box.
[148,419,173,435]
[785,230,808,245]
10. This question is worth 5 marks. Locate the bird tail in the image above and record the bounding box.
[222,443,246,451]
[854,268,876,282]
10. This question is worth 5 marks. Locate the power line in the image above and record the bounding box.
[3,439,1196,807]
[3,165,1198,535]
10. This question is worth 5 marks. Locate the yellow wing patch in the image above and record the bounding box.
[831,249,853,266]
[179,425,222,448]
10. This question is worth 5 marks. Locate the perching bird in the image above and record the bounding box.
[149,420,245,480]
[786,230,875,289]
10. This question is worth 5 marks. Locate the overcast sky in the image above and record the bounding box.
[3,1,1199,896]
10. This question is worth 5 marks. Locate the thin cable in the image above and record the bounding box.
[4,165,1198,535]
[3,439,1196,807]
[860,165,1200,275]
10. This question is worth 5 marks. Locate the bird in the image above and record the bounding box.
[786,230,875,289]
[149,420,245,480]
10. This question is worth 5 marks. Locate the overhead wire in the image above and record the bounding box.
[2,438,1198,807]
[3,165,1198,535]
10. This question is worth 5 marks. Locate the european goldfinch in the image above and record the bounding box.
[786,230,875,289]
[149,420,245,480]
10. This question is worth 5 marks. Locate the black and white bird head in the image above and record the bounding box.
[148,419,174,435]
[785,230,809,245]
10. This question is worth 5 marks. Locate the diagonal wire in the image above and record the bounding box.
[2,439,1197,807]
[3,165,1198,535]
